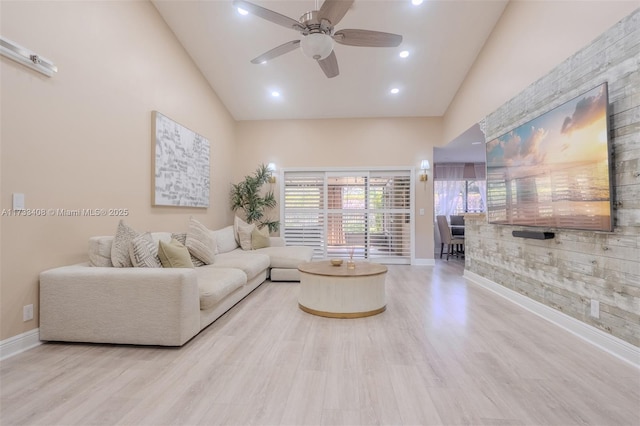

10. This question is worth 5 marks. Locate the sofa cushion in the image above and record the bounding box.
[213,225,238,254]
[251,227,270,250]
[270,268,303,282]
[158,239,195,268]
[89,236,114,267]
[196,267,246,310]
[213,250,270,280]
[111,220,139,268]
[185,218,217,265]
[255,246,314,269]
[129,233,162,268]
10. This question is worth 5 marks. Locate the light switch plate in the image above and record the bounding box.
[12,193,25,210]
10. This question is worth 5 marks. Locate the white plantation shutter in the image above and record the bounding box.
[282,169,413,264]
[326,174,367,259]
[282,173,325,258]
[368,172,411,263]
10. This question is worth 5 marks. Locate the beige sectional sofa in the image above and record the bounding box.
[39,225,313,346]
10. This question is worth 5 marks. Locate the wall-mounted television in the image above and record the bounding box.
[485,82,613,232]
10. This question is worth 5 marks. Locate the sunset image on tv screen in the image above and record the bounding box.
[485,83,613,231]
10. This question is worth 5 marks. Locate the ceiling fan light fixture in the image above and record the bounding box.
[300,33,334,60]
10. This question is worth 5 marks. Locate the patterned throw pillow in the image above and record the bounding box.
[185,217,217,264]
[129,233,162,268]
[111,220,139,268]
[251,227,270,250]
[171,233,205,267]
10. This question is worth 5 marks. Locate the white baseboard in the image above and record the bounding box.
[0,328,41,361]
[463,270,640,369]
[413,258,435,266]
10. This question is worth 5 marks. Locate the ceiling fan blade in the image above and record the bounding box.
[334,29,403,47]
[233,0,303,31]
[318,50,339,78]
[250,40,301,64]
[318,0,354,26]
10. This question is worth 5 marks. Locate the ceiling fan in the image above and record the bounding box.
[233,0,403,78]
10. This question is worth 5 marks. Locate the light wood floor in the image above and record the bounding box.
[1,260,639,425]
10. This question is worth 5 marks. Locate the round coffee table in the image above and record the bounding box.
[298,260,388,318]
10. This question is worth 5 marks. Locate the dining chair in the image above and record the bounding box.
[449,215,465,236]
[436,215,465,261]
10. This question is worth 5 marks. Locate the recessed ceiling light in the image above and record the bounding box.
[411,0,424,5]
[237,7,249,15]
[271,91,280,97]
[390,88,400,94]
[399,50,409,58]
[471,141,482,145]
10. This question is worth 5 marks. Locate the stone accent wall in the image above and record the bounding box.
[466,10,639,346]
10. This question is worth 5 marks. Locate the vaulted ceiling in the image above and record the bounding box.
[152,0,508,121]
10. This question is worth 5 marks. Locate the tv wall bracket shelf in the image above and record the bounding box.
[512,230,555,240]
[0,36,57,77]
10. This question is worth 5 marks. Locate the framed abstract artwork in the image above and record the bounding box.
[152,111,210,208]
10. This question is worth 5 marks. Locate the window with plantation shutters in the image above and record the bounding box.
[282,173,325,259]
[282,169,413,264]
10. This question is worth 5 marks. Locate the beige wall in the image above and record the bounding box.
[235,117,442,260]
[0,1,236,340]
[442,0,639,143]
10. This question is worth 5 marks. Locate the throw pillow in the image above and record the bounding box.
[158,239,195,268]
[171,233,206,267]
[111,220,139,268]
[251,227,270,250]
[129,233,162,268]
[237,222,254,251]
[185,217,217,264]
[234,216,250,245]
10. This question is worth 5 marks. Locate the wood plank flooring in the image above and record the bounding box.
[1,260,639,425]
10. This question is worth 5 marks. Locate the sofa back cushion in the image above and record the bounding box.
[89,236,114,267]
[214,226,239,254]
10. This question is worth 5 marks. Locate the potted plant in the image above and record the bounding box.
[230,164,280,233]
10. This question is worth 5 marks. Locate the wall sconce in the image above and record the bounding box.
[267,163,276,184]
[419,160,430,182]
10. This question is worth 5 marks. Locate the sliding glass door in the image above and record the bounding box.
[282,169,412,264]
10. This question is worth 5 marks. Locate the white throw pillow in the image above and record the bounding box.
[185,217,217,264]
[129,232,162,268]
[234,216,250,245]
[214,226,238,253]
[111,220,139,268]
[237,222,255,251]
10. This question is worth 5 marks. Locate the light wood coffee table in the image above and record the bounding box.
[298,260,388,318]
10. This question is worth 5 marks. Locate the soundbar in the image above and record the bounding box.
[512,230,555,240]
